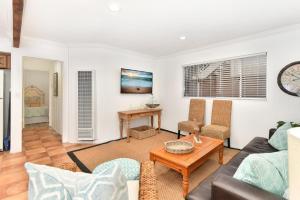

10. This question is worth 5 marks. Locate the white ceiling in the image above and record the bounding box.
[12,0,300,56]
[0,0,11,38]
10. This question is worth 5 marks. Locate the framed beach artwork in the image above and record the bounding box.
[120,68,153,94]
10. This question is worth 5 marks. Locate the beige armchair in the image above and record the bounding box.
[201,100,232,147]
[177,99,205,139]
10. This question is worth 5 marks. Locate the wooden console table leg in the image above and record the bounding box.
[126,120,131,143]
[158,112,161,133]
[151,116,154,128]
[182,169,190,197]
[119,118,123,139]
[219,146,224,165]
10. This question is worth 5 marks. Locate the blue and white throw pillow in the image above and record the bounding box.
[269,122,292,150]
[25,162,128,200]
[93,158,140,181]
[234,150,288,196]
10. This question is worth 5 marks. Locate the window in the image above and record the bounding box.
[184,53,267,98]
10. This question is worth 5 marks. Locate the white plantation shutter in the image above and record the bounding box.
[184,53,267,98]
[77,71,95,140]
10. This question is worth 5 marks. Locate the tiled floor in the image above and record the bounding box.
[0,125,92,199]
[24,122,49,128]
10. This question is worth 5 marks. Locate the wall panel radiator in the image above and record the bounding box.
[77,70,95,140]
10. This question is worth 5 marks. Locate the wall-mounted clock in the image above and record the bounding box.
[277,61,300,96]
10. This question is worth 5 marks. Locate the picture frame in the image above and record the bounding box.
[277,61,300,97]
[53,72,58,96]
[120,68,153,94]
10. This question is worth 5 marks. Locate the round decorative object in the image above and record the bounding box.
[277,61,300,96]
[92,158,140,180]
[145,104,160,108]
[164,140,194,154]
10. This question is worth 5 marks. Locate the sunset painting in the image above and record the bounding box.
[121,68,153,94]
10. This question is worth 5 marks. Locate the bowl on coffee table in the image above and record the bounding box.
[164,140,194,154]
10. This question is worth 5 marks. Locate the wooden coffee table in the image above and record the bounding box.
[150,135,224,197]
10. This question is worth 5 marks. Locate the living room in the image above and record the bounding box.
[0,0,300,199]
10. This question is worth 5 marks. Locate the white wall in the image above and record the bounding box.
[49,61,63,134]
[3,26,300,152]
[158,28,300,149]
[68,46,159,143]
[23,57,54,72]
[2,35,158,152]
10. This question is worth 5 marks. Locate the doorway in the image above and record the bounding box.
[22,57,63,135]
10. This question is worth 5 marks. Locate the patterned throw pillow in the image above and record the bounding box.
[25,162,128,200]
[233,150,288,196]
[93,158,140,180]
[269,122,292,150]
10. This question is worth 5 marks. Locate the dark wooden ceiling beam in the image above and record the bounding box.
[13,0,24,48]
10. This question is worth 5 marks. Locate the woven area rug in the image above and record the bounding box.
[68,131,239,200]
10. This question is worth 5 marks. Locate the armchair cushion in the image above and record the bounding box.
[178,121,203,133]
[201,125,229,140]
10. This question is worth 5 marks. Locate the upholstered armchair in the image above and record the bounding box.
[201,100,232,147]
[177,99,205,139]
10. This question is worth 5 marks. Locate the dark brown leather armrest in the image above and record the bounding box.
[212,174,284,200]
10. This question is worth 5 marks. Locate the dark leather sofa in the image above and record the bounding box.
[186,129,285,200]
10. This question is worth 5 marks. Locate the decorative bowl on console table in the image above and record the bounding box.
[146,104,160,108]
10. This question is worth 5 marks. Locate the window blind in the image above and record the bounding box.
[184,53,267,98]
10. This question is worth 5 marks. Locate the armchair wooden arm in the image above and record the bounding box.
[139,161,159,200]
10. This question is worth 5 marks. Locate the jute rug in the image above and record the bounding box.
[68,131,239,200]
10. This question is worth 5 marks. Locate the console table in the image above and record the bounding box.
[118,108,162,142]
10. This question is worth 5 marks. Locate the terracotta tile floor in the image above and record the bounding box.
[0,126,92,199]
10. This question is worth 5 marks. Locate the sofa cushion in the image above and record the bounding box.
[226,151,250,169]
[186,165,237,200]
[93,158,140,180]
[25,162,128,200]
[233,151,288,197]
[201,125,229,140]
[268,122,291,150]
[212,174,284,200]
[242,137,277,154]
